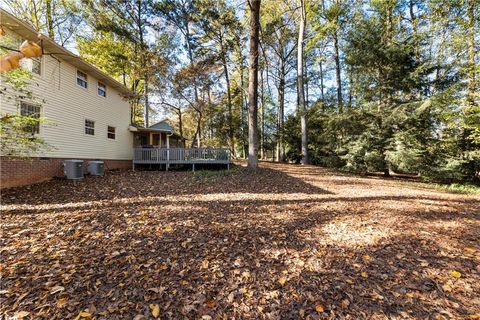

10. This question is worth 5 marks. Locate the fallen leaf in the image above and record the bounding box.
[149,304,160,318]
[14,311,30,319]
[74,311,92,320]
[315,303,324,313]
[278,276,287,286]
[464,247,476,254]
[450,270,461,278]
[361,272,368,278]
[164,226,173,233]
[362,254,371,262]
[201,259,209,269]
[50,285,65,294]
[206,299,216,308]
[56,297,67,308]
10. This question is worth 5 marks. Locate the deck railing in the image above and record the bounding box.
[133,147,231,164]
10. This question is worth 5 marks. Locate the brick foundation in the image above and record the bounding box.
[0,157,132,189]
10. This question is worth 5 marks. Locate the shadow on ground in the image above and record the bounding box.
[1,162,479,319]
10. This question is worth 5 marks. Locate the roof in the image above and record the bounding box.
[149,120,174,132]
[129,120,187,140]
[0,9,135,97]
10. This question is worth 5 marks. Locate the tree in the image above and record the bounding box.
[197,0,240,156]
[247,0,261,168]
[81,0,164,127]
[297,0,309,165]
[4,0,83,46]
[261,0,297,162]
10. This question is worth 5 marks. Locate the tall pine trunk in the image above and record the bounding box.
[276,59,286,162]
[466,0,476,109]
[297,0,308,165]
[247,0,260,168]
[260,67,265,160]
[223,55,235,157]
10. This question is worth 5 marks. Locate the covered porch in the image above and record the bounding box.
[130,120,231,171]
[132,126,186,149]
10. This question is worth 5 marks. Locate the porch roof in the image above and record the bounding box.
[134,127,186,141]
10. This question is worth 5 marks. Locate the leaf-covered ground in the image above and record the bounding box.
[1,162,479,319]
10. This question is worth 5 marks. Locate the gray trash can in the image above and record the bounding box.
[88,161,104,176]
[64,160,84,180]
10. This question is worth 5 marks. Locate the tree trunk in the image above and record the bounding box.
[237,36,248,159]
[297,0,308,165]
[260,67,265,160]
[240,64,247,158]
[45,0,54,38]
[223,56,235,157]
[319,58,325,112]
[185,22,201,147]
[178,108,183,139]
[333,29,343,113]
[247,0,260,168]
[144,73,149,127]
[466,0,476,108]
[137,3,149,127]
[276,59,286,162]
[348,65,353,107]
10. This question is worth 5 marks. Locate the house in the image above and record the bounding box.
[0,9,137,188]
[0,9,229,189]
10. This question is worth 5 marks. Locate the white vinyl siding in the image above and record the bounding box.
[0,29,133,160]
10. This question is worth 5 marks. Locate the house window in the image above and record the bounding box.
[85,119,95,135]
[20,102,41,134]
[31,57,41,75]
[21,57,41,75]
[98,82,106,97]
[77,70,88,88]
[107,126,116,140]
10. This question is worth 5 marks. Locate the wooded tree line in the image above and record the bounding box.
[5,0,479,182]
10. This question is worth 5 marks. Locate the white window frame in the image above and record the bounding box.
[30,56,42,76]
[19,101,41,134]
[97,82,107,97]
[21,56,42,76]
[107,125,116,140]
[76,70,88,89]
[85,119,95,136]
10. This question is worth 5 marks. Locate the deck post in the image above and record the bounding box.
[192,163,195,172]
[132,162,135,171]
[166,136,170,171]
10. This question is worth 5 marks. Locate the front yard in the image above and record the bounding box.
[1,163,479,319]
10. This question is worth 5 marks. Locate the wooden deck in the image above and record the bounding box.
[133,147,231,170]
